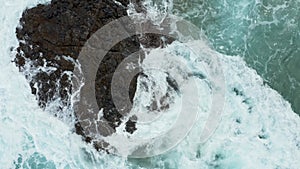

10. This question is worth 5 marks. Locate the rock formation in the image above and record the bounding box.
[15,0,173,151]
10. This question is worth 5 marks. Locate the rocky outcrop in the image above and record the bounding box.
[14,0,174,151]
[15,0,141,140]
[16,0,135,106]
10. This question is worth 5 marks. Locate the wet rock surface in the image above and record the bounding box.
[15,0,139,140]
[15,0,133,107]
[14,0,174,151]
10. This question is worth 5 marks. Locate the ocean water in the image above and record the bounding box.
[167,0,300,114]
[0,0,300,169]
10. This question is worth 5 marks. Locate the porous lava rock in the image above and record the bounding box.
[14,0,173,151]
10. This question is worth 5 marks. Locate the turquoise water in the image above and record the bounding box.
[168,0,300,114]
[0,0,300,168]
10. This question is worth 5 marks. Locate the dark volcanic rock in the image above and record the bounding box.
[16,0,130,107]
[15,0,174,151]
[15,0,140,139]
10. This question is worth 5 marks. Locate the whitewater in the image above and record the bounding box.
[0,0,300,169]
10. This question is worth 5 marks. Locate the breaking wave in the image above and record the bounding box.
[0,0,299,168]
